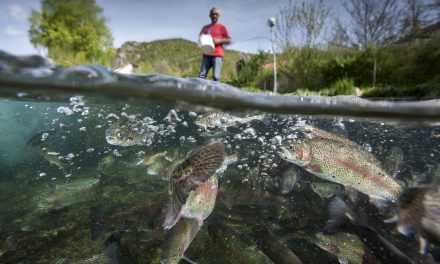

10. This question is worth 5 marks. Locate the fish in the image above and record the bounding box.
[278,138,403,207]
[313,232,365,264]
[296,125,382,167]
[218,181,291,210]
[135,151,168,166]
[310,182,342,199]
[194,112,266,129]
[91,192,167,240]
[36,178,99,210]
[0,235,17,258]
[57,232,121,264]
[254,228,303,264]
[215,153,238,176]
[26,129,56,146]
[97,154,116,172]
[163,141,224,229]
[40,148,66,170]
[387,184,440,254]
[279,166,301,194]
[296,125,358,147]
[105,116,157,146]
[208,223,274,264]
[325,197,415,264]
[160,218,200,264]
[383,146,404,178]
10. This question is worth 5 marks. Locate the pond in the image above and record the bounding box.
[0,52,440,264]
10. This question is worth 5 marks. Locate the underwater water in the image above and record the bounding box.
[1,52,440,264]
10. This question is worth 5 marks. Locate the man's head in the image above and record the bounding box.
[209,7,220,23]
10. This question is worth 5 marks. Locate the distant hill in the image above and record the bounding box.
[115,38,248,80]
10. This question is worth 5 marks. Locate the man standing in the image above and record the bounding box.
[199,7,231,82]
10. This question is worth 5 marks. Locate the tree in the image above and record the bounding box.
[29,0,114,64]
[275,0,331,48]
[401,0,430,41]
[296,0,331,47]
[429,0,440,21]
[340,0,402,49]
[329,18,353,48]
[275,0,298,48]
[234,51,268,87]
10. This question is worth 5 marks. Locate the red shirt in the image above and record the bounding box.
[200,22,230,57]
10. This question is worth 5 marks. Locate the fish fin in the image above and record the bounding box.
[324,197,357,234]
[344,185,358,204]
[171,141,224,204]
[163,200,182,230]
[419,237,428,254]
[103,232,122,264]
[337,256,349,264]
[181,256,198,264]
[383,146,404,178]
[395,186,429,237]
[362,249,377,264]
[104,231,123,247]
[384,214,399,224]
[369,196,391,212]
[90,206,105,240]
[259,114,271,126]
[397,223,414,237]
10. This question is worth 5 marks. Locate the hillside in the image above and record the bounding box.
[115,38,248,80]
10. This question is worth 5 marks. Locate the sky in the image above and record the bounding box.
[0,0,344,56]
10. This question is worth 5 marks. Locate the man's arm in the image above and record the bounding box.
[213,25,231,45]
[199,25,207,36]
[213,37,231,45]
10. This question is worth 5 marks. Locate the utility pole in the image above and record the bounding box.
[268,17,277,94]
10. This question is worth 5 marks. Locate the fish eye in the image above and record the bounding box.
[117,133,122,137]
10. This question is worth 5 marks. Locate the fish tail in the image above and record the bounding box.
[324,197,358,234]
[104,232,122,264]
[90,206,105,240]
[259,114,271,126]
[163,198,181,230]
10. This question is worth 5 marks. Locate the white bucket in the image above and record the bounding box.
[198,34,215,55]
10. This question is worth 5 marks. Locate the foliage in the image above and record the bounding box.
[296,0,331,47]
[240,86,265,93]
[278,46,327,92]
[248,37,439,98]
[362,83,440,99]
[275,0,331,48]
[28,0,114,65]
[340,0,402,48]
[116,39,247,81]
[229,51,269,87]
[329,77,355,95]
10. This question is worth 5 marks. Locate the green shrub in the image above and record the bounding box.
[330,77,354,95]
[241,86,264,93]
[361,83,440,99]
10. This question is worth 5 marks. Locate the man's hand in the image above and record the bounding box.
[213,38,231,45]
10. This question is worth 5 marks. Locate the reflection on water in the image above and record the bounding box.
[1,52,440,263]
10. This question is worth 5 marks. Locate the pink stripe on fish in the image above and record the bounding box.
[331,157,399,196]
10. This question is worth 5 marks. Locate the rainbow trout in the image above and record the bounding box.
[163,141,224,229]
[388,184,440,254]
[278,138,403,206]
[160,218,200,264]
[208,223,274,264]
[313,232,365,264]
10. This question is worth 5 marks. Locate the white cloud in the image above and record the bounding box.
[9,4,27,20]
[5,25,25,36]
